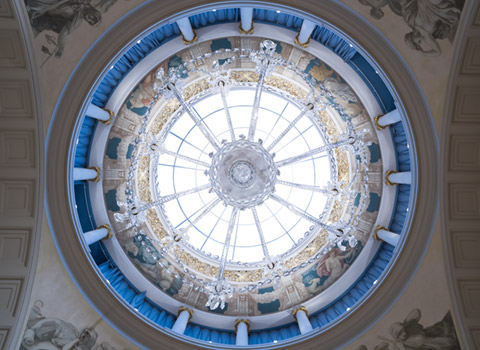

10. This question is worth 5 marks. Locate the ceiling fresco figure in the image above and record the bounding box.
[358,0,464,56]
[24,0,123,61]
[357,309,461,350]
[21,301,121,350]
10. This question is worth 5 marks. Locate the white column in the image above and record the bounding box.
[240,8,253,33]
[73,167,99,181]
[375,109,401,129]
[387,171,411,185]
[374,226,400,247]
[84,225,111,245]
[297,19,316,45]
[293,307,313,334]
[86,103,111,122]
[172,307,193,334]
[177,17,195,43]
[235,319,249,346]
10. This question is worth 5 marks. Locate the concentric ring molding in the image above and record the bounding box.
[45,1,438,349]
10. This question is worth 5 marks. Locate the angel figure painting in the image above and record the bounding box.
[302,243,363,295]
[358,0,464,56]
[21,300,122,350]
[357,308,461,350]
[24,0,120,62]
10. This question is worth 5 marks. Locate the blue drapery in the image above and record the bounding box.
[348,53,396,113]
[92,22,180,107]
[253,9,303,30]
[189,9,239,28]
[311,26,357,61]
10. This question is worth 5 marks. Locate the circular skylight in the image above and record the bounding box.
[153,88,330,264]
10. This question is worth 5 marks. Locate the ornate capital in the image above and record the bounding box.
[235,319,250,334]
[97,224,113,240]
[182,32,198,45]
[294,32,310,48]
[373,225,386,241]
[292,306,308,321]
[385,170,399,186]
[100,108,114,125]
[239,22,254,34]
[178,306,194,321]
[86,166,100,182]
[374,114,388,130]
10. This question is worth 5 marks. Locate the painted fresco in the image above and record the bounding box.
[24,0,122,62]
[356,308,460,350]
[124,233,183,296]
[358,0,464,56]
[21,300,126,350]
[302,243,363,295]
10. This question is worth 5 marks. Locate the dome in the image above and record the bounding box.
[45,2,439,349]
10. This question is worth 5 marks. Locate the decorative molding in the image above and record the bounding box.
[0,0,12,18]
[0,80,33,119]
[461,37,480,75]
[457,280,480,318]
[449,135,480,171]
[441,1,480,347]
[453,86,480,123]
[373,114,387,130]
[0,30,25,68]
[0,329,8,349]
[372,225,386,241]
[0,1,44,347]
[448,183,480,220]
[292,306,308,321]
[0,180,35,218]
[0,279,22,316]
[0,130,35,167]
[181,31,198,45]
[97,224,113,240]
[0,229,30,267]
[474,5,480,26]
[294,31,310,48]
[471,329,480,348]
[234,319,250,333]
[239,22,254,34]
[86,166,101,182]
[451,230,480,268]
[177,306,194,322]
[100,108,114,125]
[385,170,398,186]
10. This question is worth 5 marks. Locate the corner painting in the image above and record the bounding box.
[358,0,464,56]
[24,0,120,65]
[356,308,461,350]
[21,300,125,350]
